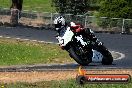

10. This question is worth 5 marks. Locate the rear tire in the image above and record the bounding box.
[97,45,113,65]
[102,50,113,65]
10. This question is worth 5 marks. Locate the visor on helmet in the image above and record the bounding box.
[54,24,61,28]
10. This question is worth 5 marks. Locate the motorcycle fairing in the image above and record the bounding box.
[92,49,103,62]
[56,27,74,46]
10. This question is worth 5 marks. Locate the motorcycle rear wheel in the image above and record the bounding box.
[96,45,113,65]
[101,50,113,65]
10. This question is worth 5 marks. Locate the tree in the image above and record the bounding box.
[97,0,132,32]
[52,0,89,15]
[10,0,23,26]
[99,0,132,19]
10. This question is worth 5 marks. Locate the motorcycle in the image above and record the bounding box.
[56,26,113,66]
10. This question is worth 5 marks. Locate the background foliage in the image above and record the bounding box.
[52,0,89,15]
[99,0,132,19]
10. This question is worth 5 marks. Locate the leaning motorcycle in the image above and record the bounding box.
[56,27,113,66]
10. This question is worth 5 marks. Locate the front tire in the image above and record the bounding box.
[68,47,90,66]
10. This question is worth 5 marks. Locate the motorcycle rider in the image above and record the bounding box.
[53,16,102,45]
[53,16,113,65]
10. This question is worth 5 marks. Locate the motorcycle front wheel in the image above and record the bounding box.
[68,47,91,66]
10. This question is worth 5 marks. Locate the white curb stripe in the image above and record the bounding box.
[5,37,11,39]
[22,39,29,41]
[16,38,21,39]
[31,40,37,42]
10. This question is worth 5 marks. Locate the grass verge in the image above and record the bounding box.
[0,38,72,66]
[0,0,55,12]
[0,79,131,88]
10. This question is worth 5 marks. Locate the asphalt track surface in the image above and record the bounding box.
[0,26,132,71]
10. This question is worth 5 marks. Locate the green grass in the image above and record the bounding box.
[0,38,72,66]
[0,79,131,88]
[0,0,56,12]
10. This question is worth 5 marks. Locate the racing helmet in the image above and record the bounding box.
[53,16,66,31]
